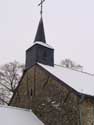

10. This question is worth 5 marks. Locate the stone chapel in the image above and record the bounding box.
[9,4,94,125]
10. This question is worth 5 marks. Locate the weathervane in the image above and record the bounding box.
[38,0,45,17]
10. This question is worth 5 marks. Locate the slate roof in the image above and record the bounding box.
[38,63,94,97]
[34,17,46,43]
[31,41,54,49]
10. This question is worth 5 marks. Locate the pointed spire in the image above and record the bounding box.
[34,17,46,43]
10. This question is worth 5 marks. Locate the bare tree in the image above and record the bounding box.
[61,58,83,71]
[0,61,24,104]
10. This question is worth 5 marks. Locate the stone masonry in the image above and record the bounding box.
[10,64,94,125]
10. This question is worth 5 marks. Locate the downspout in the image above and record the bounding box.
[79,106,82,125]
[79,94,85,125]
[33,66,36,97]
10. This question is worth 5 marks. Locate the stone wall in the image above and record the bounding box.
[79,98,94,125]
[10,64,94,125]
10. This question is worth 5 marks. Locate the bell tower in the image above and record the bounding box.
[25,0,54,69]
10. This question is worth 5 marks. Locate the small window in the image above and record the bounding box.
[30,88,32,96]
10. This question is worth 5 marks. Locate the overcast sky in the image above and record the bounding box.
[0,0,94,73]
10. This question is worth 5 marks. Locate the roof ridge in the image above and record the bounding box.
[55,64,94,76]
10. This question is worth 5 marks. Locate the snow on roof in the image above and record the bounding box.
[0,105,44,125]
[31,41,54,49]
[38,63,94,96]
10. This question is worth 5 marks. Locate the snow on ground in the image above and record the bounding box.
[38,63,94,96]
[0,105,44,125]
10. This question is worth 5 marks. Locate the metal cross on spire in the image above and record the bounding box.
[38,0,45,17]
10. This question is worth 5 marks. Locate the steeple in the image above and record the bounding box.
[34,17,46,43]
[25,0,54,68]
